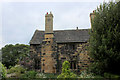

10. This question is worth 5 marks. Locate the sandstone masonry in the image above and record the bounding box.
[29,12,94,73]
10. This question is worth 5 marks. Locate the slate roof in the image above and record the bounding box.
[29,29,90,44]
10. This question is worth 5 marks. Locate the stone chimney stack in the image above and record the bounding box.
[90,10,95,30]
[42,12,56,73]
[45,12,53,33]
[76,27,78,30]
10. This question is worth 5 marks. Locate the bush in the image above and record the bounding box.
[57,61,77,78]
[7,65,26,74]
[7,65,26,78]
[45,73,58,78]
[88,62,105,75]
[0,62,7,78]
[36,73,47,78]
[79,70,94,78]
[21,70,37,78]
[104,73,120,78]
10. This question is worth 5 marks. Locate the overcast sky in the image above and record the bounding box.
[0,0,115,49]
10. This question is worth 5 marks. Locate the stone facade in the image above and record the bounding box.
[29,12,92,73]
[57,42,91,73]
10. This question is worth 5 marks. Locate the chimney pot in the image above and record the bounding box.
[76,27,78,30]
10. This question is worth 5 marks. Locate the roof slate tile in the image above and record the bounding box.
[29,29,90,44]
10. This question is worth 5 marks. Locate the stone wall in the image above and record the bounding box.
[56,42,91,73]
[29,41,91,74]
[30,44,41,70]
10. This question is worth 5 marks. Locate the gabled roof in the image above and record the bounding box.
[29,29,90,44]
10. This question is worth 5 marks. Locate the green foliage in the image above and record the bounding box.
[7,65,26,74]
[57,61,77,78]
[0,62,7,78]
[89,1,120,75]
[36,73,47,78]
[79,70,94,78]
[2,44,30,68]
[104,73,120,78]
[21,70,37,78]
[43,73,58,78]
[0,50,2,61]
[7,65,26,78]
[7,65,39,78]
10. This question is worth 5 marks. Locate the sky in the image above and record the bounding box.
[0,0,116,49]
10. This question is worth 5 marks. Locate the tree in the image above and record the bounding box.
[0,62,7,78]
[57,61,77,78]
[2,44,30,68]
[89,1,120,75]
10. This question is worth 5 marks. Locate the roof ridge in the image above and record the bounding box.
[54,29,89,31]
[35,29,90,32]
[36,29,44,32]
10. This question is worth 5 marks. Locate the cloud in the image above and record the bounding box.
[1,1,113,48]
[1,0,112,2]
[53,2,100,30]
[0,2,2,49]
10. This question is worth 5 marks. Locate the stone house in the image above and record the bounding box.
[29,12,95,73]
